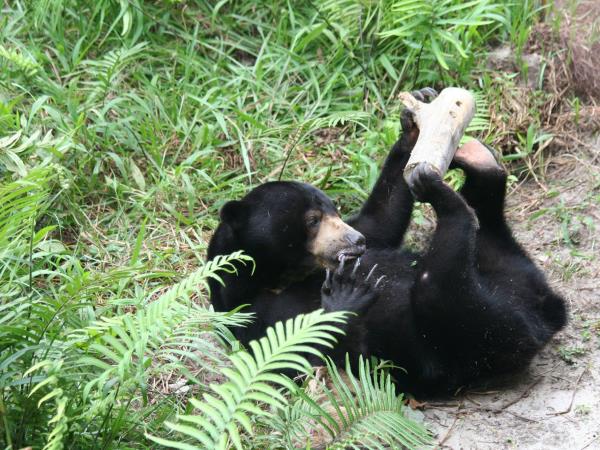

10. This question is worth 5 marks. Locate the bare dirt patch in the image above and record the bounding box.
[421,139,600,449]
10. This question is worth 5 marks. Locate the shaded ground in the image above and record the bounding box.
[421,139,600,449]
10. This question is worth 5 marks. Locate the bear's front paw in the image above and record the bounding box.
[400,87,439,148]
[411,87,438,103]
[409,163,446,203]
[321,258,381,315]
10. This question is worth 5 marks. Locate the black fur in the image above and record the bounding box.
[207,89,567,395]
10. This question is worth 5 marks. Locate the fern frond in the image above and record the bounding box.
[82,42,148,101]
[466,91,491,134]
[276,357,433,450]
[43,393,68,450]
[147,309,348,450]
[0,167,50,241]
[0,44,39,76]
[72,252,254,400]
[25,360,70,450]
[462,90,491,142]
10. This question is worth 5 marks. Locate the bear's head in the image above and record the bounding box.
[217,181,365,270]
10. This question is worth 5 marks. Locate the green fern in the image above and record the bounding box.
[269,357,432,450]
[25,360,69,450]
[147,309,349,450]
[0,44,39,76]
[82,42,148,102]
[316,357,431,449]
[463,90,491,140]
[13,250,254,448]
[72,252,254,401]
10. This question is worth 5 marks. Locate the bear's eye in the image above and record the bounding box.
[305,213,321,228]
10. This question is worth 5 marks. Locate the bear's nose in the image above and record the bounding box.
[345,232,366,247]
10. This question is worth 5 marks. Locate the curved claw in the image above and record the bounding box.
[421,87,438,102]
[411,87,438,104]
[351,258,361,278]
[400,107,417,133]
[336,255,347,275]
[411,89,425,102]
[375,275,386,288]
[324,269,332,288]
[321,258,380,315]
[365,264,378,281]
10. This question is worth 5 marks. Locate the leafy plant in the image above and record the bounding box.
[148,310,344,449]
[502,0,548,58]
[380,0,505,76]
[274,356,432,449]
[0,174,256,448]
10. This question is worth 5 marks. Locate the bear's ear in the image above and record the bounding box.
[220,200,248,230]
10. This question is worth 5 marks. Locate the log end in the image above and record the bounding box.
[401,87,477,191]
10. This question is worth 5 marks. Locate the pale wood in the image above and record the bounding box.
[399,87,476,190]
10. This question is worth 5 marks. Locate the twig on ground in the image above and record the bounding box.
[580,435,600,450]
[437,403,462,448]
[463,398,539,423]
[458,378,543,423]
[547,366,587,416]
[500,377,542,410]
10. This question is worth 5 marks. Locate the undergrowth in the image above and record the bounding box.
[0,1,545,448]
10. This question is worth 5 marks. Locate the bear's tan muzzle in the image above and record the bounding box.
[308,215,366,268]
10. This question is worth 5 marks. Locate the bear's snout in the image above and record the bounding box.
[344,231,365,247]
[309,215,366,267]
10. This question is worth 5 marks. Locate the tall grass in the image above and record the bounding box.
[0,1,542,448]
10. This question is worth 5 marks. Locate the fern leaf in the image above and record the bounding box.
[148,309,348,450]
[272,356,433,450]
[71,252,253,399]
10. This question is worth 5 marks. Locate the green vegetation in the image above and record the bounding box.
[558,345,589,365]
[1,1,545,448]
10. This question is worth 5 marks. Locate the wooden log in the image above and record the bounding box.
[399,87,476,190]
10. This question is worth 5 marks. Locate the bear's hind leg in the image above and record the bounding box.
[453,140,567,334]
[451,140,529,267]
[452,140,507,228]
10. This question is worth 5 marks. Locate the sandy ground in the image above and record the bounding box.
[417,139,600,449]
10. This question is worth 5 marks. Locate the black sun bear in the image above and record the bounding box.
[207,88,567,395]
